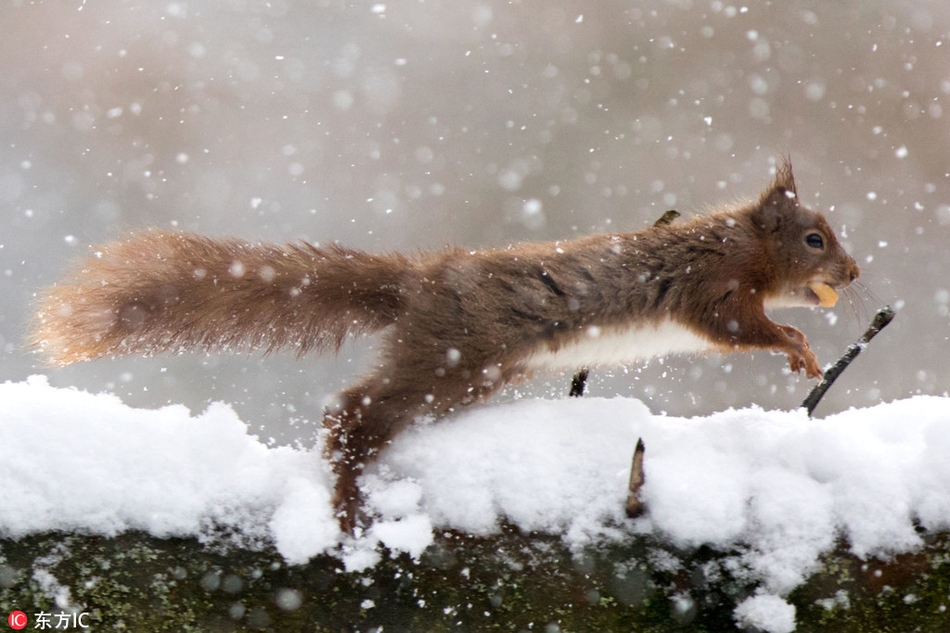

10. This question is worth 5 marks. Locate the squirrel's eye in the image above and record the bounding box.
[805,232,824,250]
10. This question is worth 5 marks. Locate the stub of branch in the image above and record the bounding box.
[569,368,589,398]
[652,209,681,227]
[802,305,896,417]
[626,438,646,518]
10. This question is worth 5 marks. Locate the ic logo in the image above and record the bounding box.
[7,611,28,630]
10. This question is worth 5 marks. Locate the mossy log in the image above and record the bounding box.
[3,526,950,632]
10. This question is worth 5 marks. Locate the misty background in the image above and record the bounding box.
[1,0,947,445]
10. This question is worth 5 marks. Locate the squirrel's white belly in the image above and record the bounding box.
[524,318,713,372]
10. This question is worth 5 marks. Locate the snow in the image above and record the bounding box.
[733,594,796,633]
[4,375,950,631]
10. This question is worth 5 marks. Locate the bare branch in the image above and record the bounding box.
[802,305,896,417]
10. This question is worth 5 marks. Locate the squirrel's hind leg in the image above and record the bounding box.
[322,384,402,535]
[322,371,481,534]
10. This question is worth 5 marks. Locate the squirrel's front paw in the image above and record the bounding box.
[780,326,823,379]
[788,348,822,380]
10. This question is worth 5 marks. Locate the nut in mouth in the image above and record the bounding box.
[806,281,838,307]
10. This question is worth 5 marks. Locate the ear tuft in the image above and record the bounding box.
[755,158,800,231]
[757,159,798,210]
[768,157,798,198]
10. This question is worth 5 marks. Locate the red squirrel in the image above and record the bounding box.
[31,160,860,533]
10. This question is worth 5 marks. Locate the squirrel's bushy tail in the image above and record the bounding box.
[32,231,411,365]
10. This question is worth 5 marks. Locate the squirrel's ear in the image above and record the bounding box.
[772,158,797,196]
[755,160,799,231]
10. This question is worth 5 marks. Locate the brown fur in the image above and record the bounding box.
[31,162,859,533]
[32,234,411,363]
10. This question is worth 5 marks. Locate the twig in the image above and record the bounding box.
[569,368,588,398]
[626,438,646,518]
[801,305,896,417]
[652,209,681,227]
